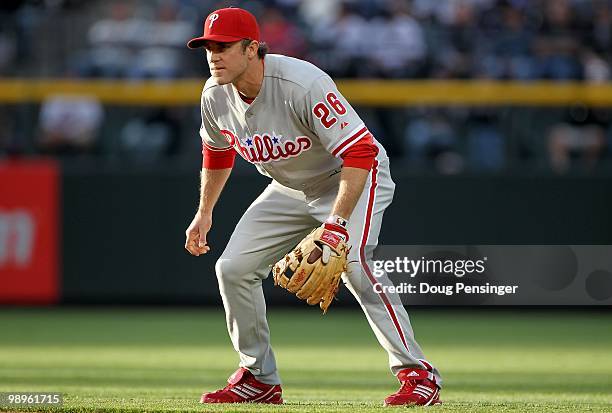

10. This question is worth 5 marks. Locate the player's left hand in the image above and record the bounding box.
[320,222,349,264]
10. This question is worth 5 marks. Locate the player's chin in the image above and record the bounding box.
[210,71,231,84]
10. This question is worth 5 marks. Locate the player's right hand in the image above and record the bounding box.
[185,211,212,256]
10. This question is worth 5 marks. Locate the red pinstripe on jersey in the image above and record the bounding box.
[202,141,233,152]
[358,160,410,352]
[331,125,368,157]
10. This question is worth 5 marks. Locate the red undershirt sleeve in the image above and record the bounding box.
[339,133,379,170]
[202,143,236,169]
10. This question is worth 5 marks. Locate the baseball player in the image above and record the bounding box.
[184,7,442,406]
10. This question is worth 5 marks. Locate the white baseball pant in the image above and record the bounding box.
[214,157,442,386]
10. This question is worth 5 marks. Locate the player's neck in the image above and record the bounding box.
[232,59,264,100]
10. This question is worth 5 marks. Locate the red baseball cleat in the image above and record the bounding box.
[384,368,441,406]
[200,367,283,404]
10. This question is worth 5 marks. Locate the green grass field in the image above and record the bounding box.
[0,308,610,412]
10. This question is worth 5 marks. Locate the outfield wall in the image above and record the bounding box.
[2,160,611,305]
[60,166,612,305]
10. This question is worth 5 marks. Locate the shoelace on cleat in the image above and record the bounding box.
[400,379,428,397]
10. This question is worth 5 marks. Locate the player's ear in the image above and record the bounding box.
[248,40,259,59]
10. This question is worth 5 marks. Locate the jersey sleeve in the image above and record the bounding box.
[200,92,232,151]
[200,90,236,169]
[301,75,372,157]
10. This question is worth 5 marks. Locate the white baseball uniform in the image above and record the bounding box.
[199,54,441,386]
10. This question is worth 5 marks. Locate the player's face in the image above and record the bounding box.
[204,41,248,84]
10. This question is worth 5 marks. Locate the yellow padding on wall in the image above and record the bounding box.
[1,79,611,106]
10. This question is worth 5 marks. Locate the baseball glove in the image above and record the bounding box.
[272,225,349,313]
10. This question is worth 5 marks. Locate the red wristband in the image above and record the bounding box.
[323,222,349,242]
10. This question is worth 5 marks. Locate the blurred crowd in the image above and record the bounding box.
[1,0,612,80]
[1,0,612,173]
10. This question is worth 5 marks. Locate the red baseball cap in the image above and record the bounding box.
[187,7,260,49]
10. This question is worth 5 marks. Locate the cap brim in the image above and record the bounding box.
[187,34,244,49]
